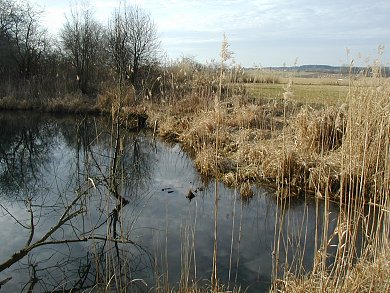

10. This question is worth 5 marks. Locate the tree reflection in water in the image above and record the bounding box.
[0,112,345,293]
[0,112,155,292]
[0,113,57,196]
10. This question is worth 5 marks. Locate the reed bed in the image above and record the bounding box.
[146,66,389,203]
[273,245,390,293]
[144,63,389,292]
[3,50,387,291]
[80,56,390,292]
[269,70,389,292]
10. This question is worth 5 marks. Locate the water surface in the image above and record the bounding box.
[0,112,339,292]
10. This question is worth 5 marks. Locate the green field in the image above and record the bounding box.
[245,82,349,105]
[239,70,350,105]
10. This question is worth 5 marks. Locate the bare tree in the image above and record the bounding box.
[0,0,14,33]
[0,0,48,79]
[0,0,15,78]
[108,4,160,86]
[60,4,103,94]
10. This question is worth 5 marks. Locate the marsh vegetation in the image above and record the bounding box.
[0,0,389,292]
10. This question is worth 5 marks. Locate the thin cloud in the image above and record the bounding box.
[34,0,390,66]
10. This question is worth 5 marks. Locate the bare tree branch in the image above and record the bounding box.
[0,189,86,272]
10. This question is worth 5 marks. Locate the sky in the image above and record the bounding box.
[34,0,390,67]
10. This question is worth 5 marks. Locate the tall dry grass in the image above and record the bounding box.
[90,56,389,292]
[144,59,389,291]
[270,67,389,292]
[89,53,390,292]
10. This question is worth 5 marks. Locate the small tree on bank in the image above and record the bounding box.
[107,4,160,87]
[60,4,104,94]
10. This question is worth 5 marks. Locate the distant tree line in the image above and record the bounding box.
[0,0,160,100]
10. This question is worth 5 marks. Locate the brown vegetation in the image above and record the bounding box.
[143,61,389,292]
[272,246,390,293]
[1,1,388,291]
[143,64,389,205]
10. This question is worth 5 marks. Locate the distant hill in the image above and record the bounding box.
[296,65,344,72]
[264,65,390,76]
[293,64,341,72]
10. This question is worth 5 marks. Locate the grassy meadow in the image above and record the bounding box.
[245,82,349,105]
[239,68,350,105]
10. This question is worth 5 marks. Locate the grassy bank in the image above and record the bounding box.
[143,72,388,201]
[0,93,100,114]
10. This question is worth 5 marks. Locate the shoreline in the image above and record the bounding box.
[1,77,388,203]
[0,75,388,292]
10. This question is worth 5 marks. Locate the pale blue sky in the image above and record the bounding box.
[36,0,390,67]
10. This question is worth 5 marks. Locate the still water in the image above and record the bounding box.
[0,112,339,292]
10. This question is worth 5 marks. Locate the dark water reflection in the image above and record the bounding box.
[0,112,340,292]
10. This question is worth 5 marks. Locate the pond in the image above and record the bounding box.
[0,111,340,292]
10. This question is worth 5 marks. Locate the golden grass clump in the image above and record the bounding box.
[226,104,270,129]
[179,111,236,153]
[306,152,341,194]
[293,105,347,153]
[233,139,269,182]
[232,136,310,193]
[222,171,237,186]
[232,128,271,144]
[339,77,390,201]
[170,95,207,115]
[97,84,136,112]
[156,115,183,140]
[194,148,233,177]
[272,245,390,293]
[239,181,254,198]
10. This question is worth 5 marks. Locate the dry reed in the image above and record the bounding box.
[143,62,389,292]
[270,66,389,292]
